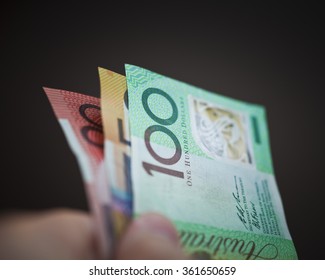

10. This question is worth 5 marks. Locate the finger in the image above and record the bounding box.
[0,209,98,259]
[116,213,188,259]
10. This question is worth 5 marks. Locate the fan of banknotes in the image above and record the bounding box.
[43,65,297,259]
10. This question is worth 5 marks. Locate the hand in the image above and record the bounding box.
[0,209,187,259]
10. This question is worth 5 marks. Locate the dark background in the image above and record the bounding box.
[2,4,324,259]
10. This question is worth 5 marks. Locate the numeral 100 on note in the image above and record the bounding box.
[141,88,184,179]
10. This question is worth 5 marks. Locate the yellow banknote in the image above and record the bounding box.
[99,68,132,238]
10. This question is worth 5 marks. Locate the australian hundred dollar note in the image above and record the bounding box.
[125,65,298,259]
[43,88,113,258]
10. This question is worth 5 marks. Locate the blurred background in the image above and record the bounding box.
[1,3,324,259]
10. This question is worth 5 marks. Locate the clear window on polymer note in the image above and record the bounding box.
[189,95,255,167]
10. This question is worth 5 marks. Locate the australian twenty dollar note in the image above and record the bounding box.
[43,88,113,258]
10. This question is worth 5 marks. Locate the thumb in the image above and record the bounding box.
[116,213,187,259]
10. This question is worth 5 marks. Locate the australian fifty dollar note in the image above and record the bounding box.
[99,68,132,238]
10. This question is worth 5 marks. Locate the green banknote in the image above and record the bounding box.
[126,65,297,259]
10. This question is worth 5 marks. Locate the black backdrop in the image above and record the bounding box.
[2,4,324,259]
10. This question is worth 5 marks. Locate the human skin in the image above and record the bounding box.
[0,209,187,260]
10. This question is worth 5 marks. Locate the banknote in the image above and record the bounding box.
[43,88,112,258]
[98,68,132,237]
[125,65,297,259]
